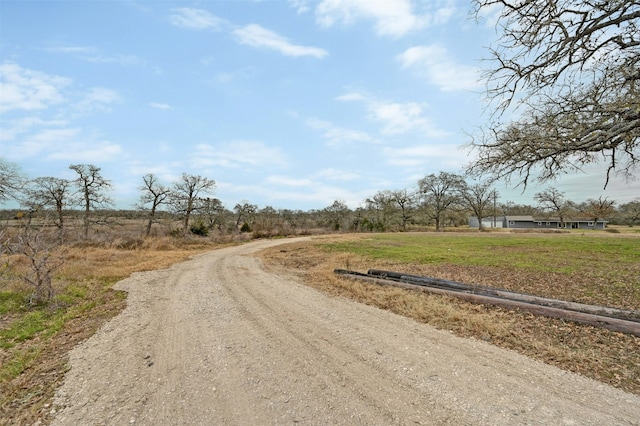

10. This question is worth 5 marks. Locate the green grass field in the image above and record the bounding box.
[325,233,639,273]
[322,232,640,308]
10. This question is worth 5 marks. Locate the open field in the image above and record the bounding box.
[1,228,639,424]
[258,231,640,395]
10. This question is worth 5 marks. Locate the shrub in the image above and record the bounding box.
[189,221,209,237]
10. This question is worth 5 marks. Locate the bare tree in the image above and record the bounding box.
[418,172,466,232]
[138,173,171,236]
[324,200,350,231]
[234,202,258,229]
[391,189,416,231]
[200,197,227,231]
[580,196,616,229]
[618,198,640,225]
[460,181,495,231]
[364,191,395,231]
[500,201,540,216]
[4,228,65,304]
[0,158,27,204]
[69,164,113,238]
[29,177,72,229]
[468,0,640,188]
[0,229,11,279]
[534,187,575,227]
[254,206,280,236]
[170,173,216,232]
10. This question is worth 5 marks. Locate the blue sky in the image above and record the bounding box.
[1,0,637,211]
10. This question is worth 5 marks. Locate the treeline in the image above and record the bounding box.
[2,160,638,304]
[1,160,639,239]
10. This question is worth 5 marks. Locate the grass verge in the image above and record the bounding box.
[0,238,216,426]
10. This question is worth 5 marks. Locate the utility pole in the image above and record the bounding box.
[492,190,497,228]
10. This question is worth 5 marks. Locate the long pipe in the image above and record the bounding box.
[334,269,640,337]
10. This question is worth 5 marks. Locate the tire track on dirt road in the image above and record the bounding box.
[52,238,640,425]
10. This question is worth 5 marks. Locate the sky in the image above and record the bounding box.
[1,0,638,211]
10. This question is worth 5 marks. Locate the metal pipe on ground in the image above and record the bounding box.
[334,269,640,337]
[366,269,640,322]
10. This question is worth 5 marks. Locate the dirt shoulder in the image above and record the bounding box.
[51,237,640,425]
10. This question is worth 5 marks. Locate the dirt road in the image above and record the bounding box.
[52,238,640,425]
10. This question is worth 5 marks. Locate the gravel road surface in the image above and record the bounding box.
[52,238,640,425]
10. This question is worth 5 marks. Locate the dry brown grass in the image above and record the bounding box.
[258,235,640,396]
[0,236,219,426]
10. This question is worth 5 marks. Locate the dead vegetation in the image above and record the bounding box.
[0,234,220,425]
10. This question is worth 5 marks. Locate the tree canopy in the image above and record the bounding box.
[468,0,640,188]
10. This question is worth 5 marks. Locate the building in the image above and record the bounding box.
[469,215,608,230]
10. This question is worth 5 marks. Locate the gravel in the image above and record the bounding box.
[51,238,640,425]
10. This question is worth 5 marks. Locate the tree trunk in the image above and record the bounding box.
[83,196,90,238]
[56,202,64,229]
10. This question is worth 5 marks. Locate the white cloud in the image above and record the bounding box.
[336,92,447,137]
[251,175,362,208]
[265,175,314,187]
[191,141,287,169]
[306,118,379,146]
[0,117,68,142]
[233,24,328,58]
[335,91,366,102]
[46,45,144,66]
[314,168,360,181]
[0,62,69,113]
[169,8,229,31]
[149,102,172,110]
[289,0,311,14]
[85,53,143,66]
[72,87,120,115]
[46,46,94,54]
[84,87,120,104]
[214,66,258,84]
[368,101,433,135]
[4,126,123,164]
[47,140,123,162]
[314,0,456,37]
[169,9,327,59]
[397,44,480,91]
[383,144,468,169]
[6,128,81,158]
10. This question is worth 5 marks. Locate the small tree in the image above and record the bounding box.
[418,172,466,232]
[618,199,640,226]
[234,202,258,229]
[170,173,216,232]
[252,206,281,237]
[534,187,574,227]
[0,158,27,204]
[29,177,72,229]
[200,197,227,231]
[69,164,113,238]
[460,181,495,231]
[364,191,395,232]
[581,196,616,229]
[324,200,350,231]
[391,189,416,231]
[3,228,65,304]
[138,173,171,236]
